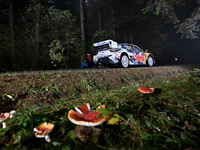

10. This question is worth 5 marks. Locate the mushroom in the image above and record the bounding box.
[138,87,154,95]
[33,122,54,142]
[0,110,18,129]
[9,110,17,118]
[68,103,106,127]
[138,87,155,105]
[138,87,161,101]
[0,113,10,129]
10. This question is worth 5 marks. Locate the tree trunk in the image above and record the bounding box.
[10,0,15,70]
[97,0,101,31]
[124,28,127,42]
[80,0,85,59]
[130,34,133,44]
[35,0,41,70]
[111,4,115,40]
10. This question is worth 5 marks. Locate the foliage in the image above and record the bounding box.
[176,5,200,39]
[92,30,112,44]
[0,1,82,71]
[143,0,200,39]
[0,67,200,149]
[46,7,82,69]
[1,0,199,72]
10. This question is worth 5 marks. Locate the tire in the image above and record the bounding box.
[96,62,104,68]
[147,56,154,67]
[120,55,129,68]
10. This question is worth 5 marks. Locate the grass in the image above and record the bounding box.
[0,66,200,149]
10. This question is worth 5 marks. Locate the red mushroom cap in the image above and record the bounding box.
[0,113,10,123]
[68,104,106,126]
[138,87,154,94]
[75,103,91,114]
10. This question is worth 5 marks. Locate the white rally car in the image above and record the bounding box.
[92,39,156,68]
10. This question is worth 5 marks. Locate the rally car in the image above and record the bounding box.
[92,39,156,68]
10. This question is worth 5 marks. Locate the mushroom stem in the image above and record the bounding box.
[75,125,91,141]
[2,122,7,129]
[44,134,51,142]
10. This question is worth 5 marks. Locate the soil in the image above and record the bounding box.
[1,64,200,113]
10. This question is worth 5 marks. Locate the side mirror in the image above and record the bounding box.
[145,49,148,52]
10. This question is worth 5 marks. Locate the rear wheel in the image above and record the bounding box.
[96,62,104,68]
[120,55,129,68]
[147,56,154,67]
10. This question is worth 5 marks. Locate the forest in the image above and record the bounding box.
[0,0,200,72]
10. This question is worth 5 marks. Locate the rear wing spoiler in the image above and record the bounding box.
[92,44,110,52]
[92,40,118,52]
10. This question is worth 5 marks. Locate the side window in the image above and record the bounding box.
[133,46,141,53]
[122,45,129,51]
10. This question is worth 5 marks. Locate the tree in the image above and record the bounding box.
[92,30,112,43]
[18,0,43,70]
[97,0,101,31]
[80,0,86,59]
[47,7,82,69]
[10,0,15,69]
[143,0,200,39]
[35,0,41,70]
[17,2,82,70]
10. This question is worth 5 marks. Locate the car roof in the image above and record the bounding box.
[118,43,143,51]
[118,43,136,47]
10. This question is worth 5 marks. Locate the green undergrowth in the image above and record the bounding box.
[0,67,200,149]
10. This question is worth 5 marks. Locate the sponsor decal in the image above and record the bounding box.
[128,52,133,56]
[134,52,146,63]
[110,57,118,62]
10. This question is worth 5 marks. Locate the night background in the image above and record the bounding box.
[0,0,200,72]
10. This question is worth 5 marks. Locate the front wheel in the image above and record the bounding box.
[147,56,154,67]
[120,55,129,68]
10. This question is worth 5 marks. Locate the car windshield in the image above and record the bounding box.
[132,45,144,52]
